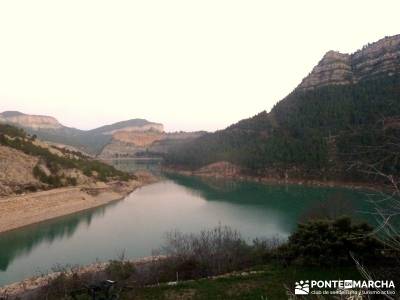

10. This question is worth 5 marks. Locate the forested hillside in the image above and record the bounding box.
[165,59,400,183]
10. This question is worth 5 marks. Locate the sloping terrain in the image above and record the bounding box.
[0,145,41,196]
[0,124,131,196]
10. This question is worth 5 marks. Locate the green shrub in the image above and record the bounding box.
[33,164,64,188]
[0,124,26,138]
[66,177,78,186]
[280,217,383,266]
[158,225,253,279]
[105,260,136,280]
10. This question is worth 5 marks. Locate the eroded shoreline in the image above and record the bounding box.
[0,173,158,234]
[163,165,383,192]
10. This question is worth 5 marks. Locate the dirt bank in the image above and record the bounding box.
[163,162,382,192]
[0,172,158,234]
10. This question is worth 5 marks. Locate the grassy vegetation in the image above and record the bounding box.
[126,264,362,300]
[24,262,364,299]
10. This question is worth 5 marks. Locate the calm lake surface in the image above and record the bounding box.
[0,161,374,286]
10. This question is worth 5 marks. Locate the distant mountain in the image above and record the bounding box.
[0,111,26,118]
[88,119,163,135]
[98,130,206,159]
[0,111,205,158]
[0,111,162,155]
[165,34,400,183]
[0,111,62,130]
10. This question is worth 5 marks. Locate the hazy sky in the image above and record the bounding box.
[0,1,399,132]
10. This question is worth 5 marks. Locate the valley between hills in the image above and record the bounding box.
[0,35,400,230]
[0,33,400,298]
[1,34,400,232]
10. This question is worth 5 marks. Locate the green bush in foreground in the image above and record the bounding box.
[105,259,136,281]
[28,221,394,299]
[280,217,384,266]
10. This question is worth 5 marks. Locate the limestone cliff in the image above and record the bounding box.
[112,131,164,146]
[0,111,62,129]
[102,123,164,135]
[298,34,400,90]
[98,131,205,159]
[98,130,164,158]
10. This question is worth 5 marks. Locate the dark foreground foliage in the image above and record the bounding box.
[23,220,398,300]
[278,217,384,266]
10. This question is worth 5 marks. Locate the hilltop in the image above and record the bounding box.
[165,34,400,186]
[298,34,400,90]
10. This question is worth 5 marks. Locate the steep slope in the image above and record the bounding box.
[165,34,400,183]
[0,145,41,196]
[0,124,131,196]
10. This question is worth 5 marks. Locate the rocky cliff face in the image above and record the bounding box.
[102,123,164,135]
[98,131,205,159]
[298,34,400,90]
[0,111,62,129]
[112,131,164,147]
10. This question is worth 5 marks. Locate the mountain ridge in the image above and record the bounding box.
[0,111,160,134]
[0,111,205,157]
[0,111,62,130]
[0,111,162,154]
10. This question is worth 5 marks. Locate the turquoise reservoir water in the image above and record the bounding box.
[0,172,372,286]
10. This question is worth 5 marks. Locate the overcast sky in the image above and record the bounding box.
[0,1,399,132]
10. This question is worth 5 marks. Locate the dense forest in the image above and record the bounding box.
[164,74,400,181]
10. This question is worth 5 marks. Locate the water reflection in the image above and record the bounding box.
[105,158,162,175]
[0,201,119,271]
[165,173,371,226]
